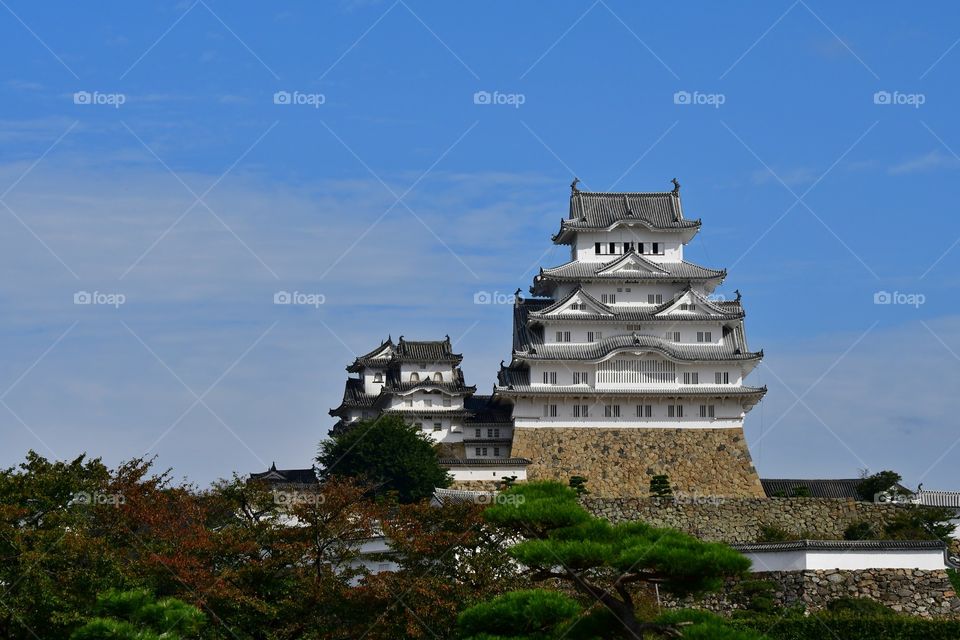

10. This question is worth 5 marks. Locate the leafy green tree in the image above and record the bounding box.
[568,476,589,496]
[459,481,760,639]
[70,589,205,640]
[856,470,904,502]
[648,475,673,499]
[317,415,451,503]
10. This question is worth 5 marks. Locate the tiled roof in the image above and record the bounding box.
[515,333,762,363]
[732,540,946,553]
[463,394,514,423]
[761,478,867,499]
[439,457,531,466]
[526,286,744,323]
[917,490,960,508]
[348,336,462,371]
[328,378,378,416]
[396,336,461,361]
[536,255,725,283]
[567,190,699,231]
[249,463,319,485]
[495,384,767,399]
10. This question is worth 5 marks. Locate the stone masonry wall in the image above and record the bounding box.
[582,496,903,543]
[511,426,765,498]
[660,570,960,618]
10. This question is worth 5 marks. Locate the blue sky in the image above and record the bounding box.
[2,1,960,489]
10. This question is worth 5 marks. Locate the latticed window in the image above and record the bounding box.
[598,358,676,384]
[636,404,652,417]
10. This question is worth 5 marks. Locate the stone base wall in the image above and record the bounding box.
[661,570,960,618]
[511,426,764,498]
[582,497,903,543]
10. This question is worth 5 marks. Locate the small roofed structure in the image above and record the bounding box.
[733,539,956,572]
[248,463,318,487]
[761,478,911,500]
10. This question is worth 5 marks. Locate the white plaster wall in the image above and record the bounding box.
[743,549,947,572]
[573,230,685,263]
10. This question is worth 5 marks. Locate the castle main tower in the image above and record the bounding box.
[496,180,766,497]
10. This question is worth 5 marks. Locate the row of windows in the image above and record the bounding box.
[543,404,718,418]
[474,428,502,438]
[474,447,502,456]
[552,329,716,344]
[414,422,444,431]
[404,398,453,407]
[538,370,734,385]
[593,241,666,256]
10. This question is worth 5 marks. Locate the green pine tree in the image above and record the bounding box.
[459,481,765,639]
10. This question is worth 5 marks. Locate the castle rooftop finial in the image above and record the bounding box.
[671,177,681,195]
[570,177,580,194]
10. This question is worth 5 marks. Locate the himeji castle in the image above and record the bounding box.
[328,180,768,498]
[495,179,767,498]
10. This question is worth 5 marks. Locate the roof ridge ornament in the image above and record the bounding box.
[570,177,580,194]
[623,194,633,216]
[632,331,641,345]
[735,289,742,303]
[671,177,681,195]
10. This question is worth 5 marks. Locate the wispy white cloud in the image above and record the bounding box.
[888,149,960,175]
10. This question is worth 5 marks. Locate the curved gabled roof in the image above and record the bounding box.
[525,285,744,324]
[535,254,724,286]
[553,189,701,243]
[515,332,762,363]
[347,335,463,371]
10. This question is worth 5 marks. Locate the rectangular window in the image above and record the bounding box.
[482,447,488,456]
[414,422,423,429]
[699,405,716,418]
[636,404,653,417]
[555,331,572,343]
[665,331,681,341]
[667,405,684,418]
[648,294,663,305]
[609,242,616,254]
[696,331,712,343]
[475,428,481,437]
[715,372,730,384]
[542,371,557,384]
[475,447,481,456]
[572,404,588,418]
[493,428,500,438]
[424,399,432,407]
[638,242,645,254]
[543,404,557,417]
[683,372,699,384]
[443,397,452,407]
[433,422,442,431]
[586,331,603,342]
[493,447,500,457]
[573,371,589,384]
[652,242,660,254]
[604,405,621,417]
[595,242,602,255]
